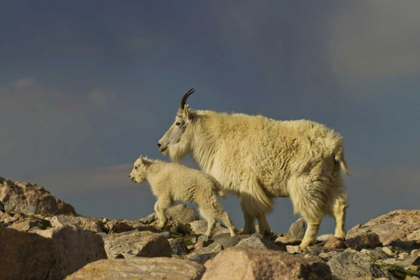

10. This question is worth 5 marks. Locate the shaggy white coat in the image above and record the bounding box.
[129,156,236,237]
[160,107,349,249]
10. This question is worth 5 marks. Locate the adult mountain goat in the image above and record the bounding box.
[158,89,349,250]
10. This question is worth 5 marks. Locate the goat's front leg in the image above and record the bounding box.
[154,196,171,229]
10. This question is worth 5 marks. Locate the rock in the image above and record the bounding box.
[388,239,420,250]
[105,219,161,234]
[169,238,189,255]
[189,220,230,236]
[398,252,411,260]
[212,233,243,249]
[408,229,420,242]
[0,227,62,279]
[0,211,12,222]
[166,204,199,224]
[50,215,102,232]
[275,233,302,246]
[138,213,156,224]
[1,226,106,279]
[197,234,210,243]
[412,250,420,258]
[202,247,332,280]
[306,245,324,255]
[236,234,281,251]
[324,236,346,249]
[345,232,381,250]
[382,246,394,256]
[289,218,306,239]
[194,240,210,250]
[8,219,39,231]
[3,200,17,212]
[168,220,188,235]
[360,248,389,260]
[101,231,171,258]
[286,245,302,254]
[34,227,107,277]
[66,257,205,280]
[346,209,420,246]
[378,256,420,267]
[319,251,341,261]
[304,254,325,263]
[0,200,4,212]
[187,243,223,264]
[21,205,37,214]
[317,234,334,243]
[327,251,397,279]
[0,176,76,215]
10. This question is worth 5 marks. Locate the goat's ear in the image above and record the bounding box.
[138,156,144,164]
[183,104,191,120]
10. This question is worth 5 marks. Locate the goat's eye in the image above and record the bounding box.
[176,122,181,126]
[135,167,138,169]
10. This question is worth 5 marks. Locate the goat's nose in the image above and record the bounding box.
[157,143,162,148]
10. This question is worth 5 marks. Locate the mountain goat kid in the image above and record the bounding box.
[129,156,237,237]
[158,89,350,250]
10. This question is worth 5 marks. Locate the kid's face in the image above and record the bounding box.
[129,158,147,183]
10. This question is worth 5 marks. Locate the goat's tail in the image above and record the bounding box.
[334,146,350,176]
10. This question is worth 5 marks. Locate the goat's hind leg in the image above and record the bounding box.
[218,211,237,237]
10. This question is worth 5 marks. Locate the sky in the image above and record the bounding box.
[1,0,419,234]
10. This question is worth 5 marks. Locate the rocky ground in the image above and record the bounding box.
[1,176,419,280]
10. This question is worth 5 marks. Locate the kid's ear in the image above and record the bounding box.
[138,156,143,164]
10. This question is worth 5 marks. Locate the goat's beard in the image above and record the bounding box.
[168,142,190,163]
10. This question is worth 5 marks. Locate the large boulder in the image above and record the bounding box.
[0,226,106,280]
[0,176,76,215]
[101,231,171,259]
[33,227,107,277]
[347,209,420,246]
[66,257,205,280]
[202,247,332,280]
[0,227,62,280]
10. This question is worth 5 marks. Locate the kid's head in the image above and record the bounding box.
[129,156,151,183]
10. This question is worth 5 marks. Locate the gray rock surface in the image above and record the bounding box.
[166,204,199,224]
[327,251,397,280]
[212,233,244,249]
[169,238,189,256]
[236,235,281,251]
[288,218,306,239]
[101,231,171,259]
[187,243,223,264]
[345,232,381,250]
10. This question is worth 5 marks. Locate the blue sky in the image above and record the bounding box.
[1,1,419,234]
